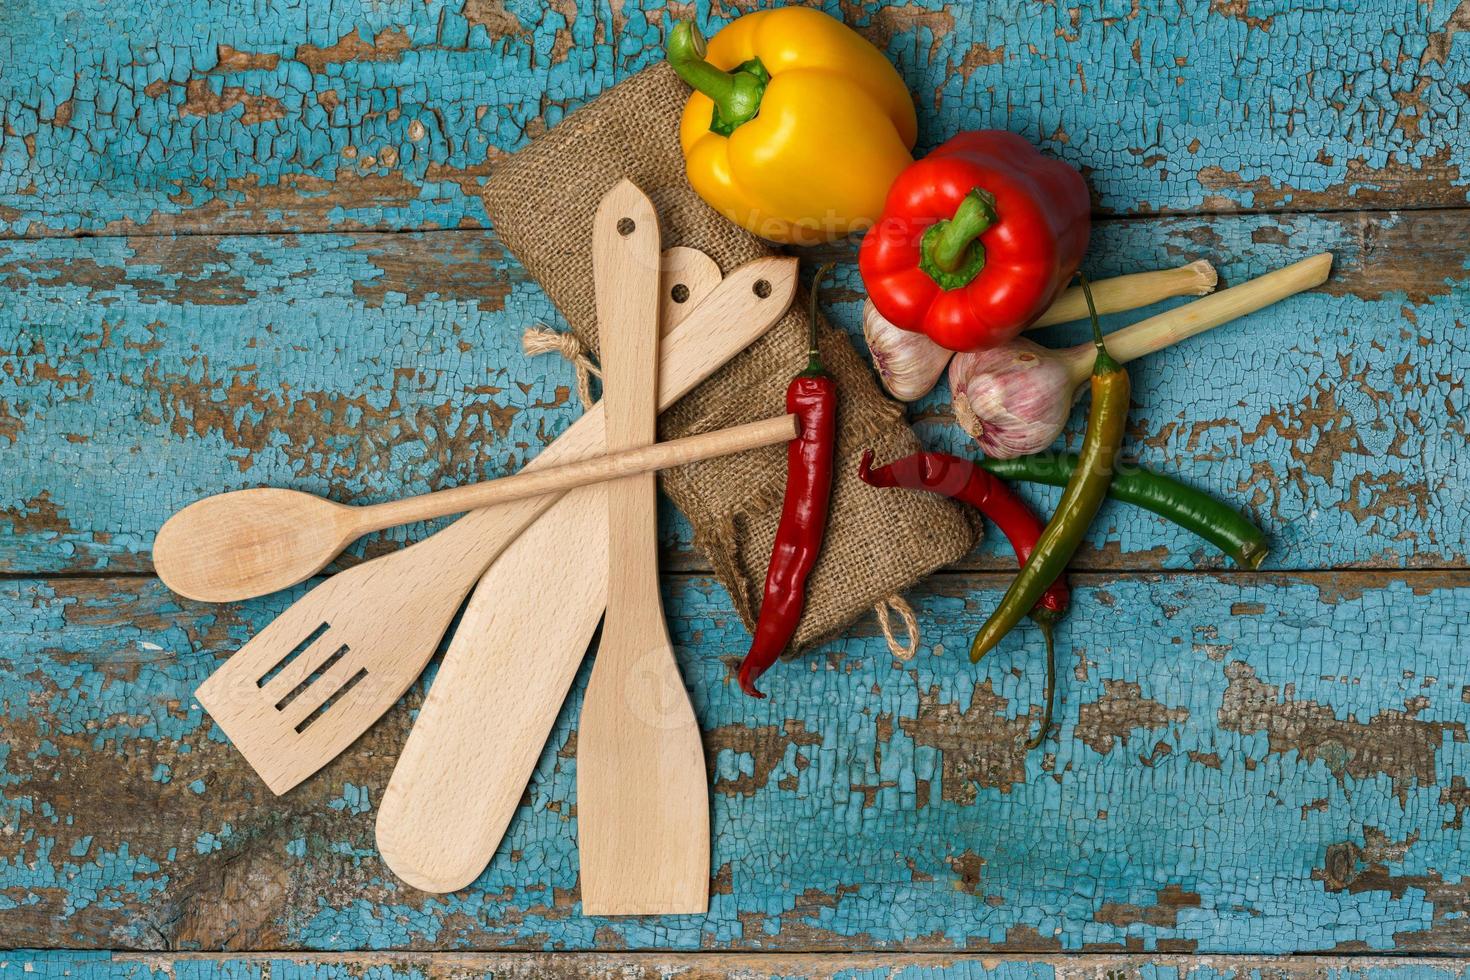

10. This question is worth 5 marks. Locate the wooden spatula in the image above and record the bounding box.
[577,179,709,915]
[195,253,797,795]
[376,238,726,894]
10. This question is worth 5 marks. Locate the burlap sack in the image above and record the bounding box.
[483,63,980,655]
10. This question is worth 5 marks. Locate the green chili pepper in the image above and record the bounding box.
[978,455,1268,569]
[969,277,1130,663]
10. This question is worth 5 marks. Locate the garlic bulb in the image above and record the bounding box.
[944,252,1334,459]
[862,300,953,401]
[949,338,1077,458]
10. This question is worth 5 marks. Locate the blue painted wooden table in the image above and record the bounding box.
[2,1,1469,977]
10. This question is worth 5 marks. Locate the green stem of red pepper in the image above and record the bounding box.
[666,20,769,137]
[920,188,998,289]
[738,265,838,698]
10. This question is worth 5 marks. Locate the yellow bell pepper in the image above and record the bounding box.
[667,8,917,244]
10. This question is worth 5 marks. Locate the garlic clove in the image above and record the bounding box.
[862,299,953,402]
[949,338,1076,458]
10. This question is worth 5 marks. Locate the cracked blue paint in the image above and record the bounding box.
[2,573,1469,951]
[2,0,1469,964]
[0,952,1243,978]
[0,1,1467,236]
[2,212,1467,577]
[328,784,371,815]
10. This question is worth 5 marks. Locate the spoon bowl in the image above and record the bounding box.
[155,488,356,603]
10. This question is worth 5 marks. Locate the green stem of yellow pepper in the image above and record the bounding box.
[920,188,998,290]
[667,20,769,137]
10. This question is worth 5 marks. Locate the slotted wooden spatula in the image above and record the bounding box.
[376,242,726,893]
[577,179,709,915]
[195,252,798,795]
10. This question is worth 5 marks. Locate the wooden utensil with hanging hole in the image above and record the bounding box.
[194,251,798,796]
[376,238,726,895]
[576,179,710,915]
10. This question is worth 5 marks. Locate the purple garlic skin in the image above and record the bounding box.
[862,299,953,401]
[949,338,1074,458]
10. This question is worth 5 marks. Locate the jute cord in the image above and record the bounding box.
[523,324,601,409]
[874,595,920,661]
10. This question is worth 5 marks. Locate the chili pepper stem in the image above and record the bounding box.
[666,19,767,134]
[803,264,834,375]
[1024,616,1057,751]
[1238,538,1269,570]
[1080,274,1122,376]
[1058,253,1334,387]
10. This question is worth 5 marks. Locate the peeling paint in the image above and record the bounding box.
[5,212,1469,576]
[1075,680,1188,755]
[4,0,1470,963]
[1,1,1468,236]
[2,573,1470,951]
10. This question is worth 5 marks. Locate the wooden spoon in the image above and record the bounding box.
[576,179,709,915]
[154,414,797,603]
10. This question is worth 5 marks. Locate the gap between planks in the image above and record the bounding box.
[5,567,1470,585]
[28,950,1470,970]
[3,203,1468,245]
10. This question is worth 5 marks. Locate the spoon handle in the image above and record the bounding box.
[355,413,798,534]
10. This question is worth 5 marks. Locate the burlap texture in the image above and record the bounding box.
[482,63,981,653]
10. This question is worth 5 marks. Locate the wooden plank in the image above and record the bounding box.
[1,1,1467,236]
[3,209,1467,576]
[3,570,1469,953]
[8,951,1470,980]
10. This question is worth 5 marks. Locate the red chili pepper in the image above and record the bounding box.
[737,266,838,698]
[858,130,1090,352]
[857,450,1068,618]
[857,449,1067,749]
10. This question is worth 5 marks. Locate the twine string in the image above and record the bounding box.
[874,594,920,661]
[523,324,601,409]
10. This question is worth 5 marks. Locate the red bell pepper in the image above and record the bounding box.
[858,131,1090,352]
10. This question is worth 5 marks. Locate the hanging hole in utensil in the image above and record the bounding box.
[617,217,636,237]
[753,279,772,298]
[670,282,690,304]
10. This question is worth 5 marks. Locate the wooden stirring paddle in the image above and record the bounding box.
[155,413,797,603]
[576,179,709,915]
